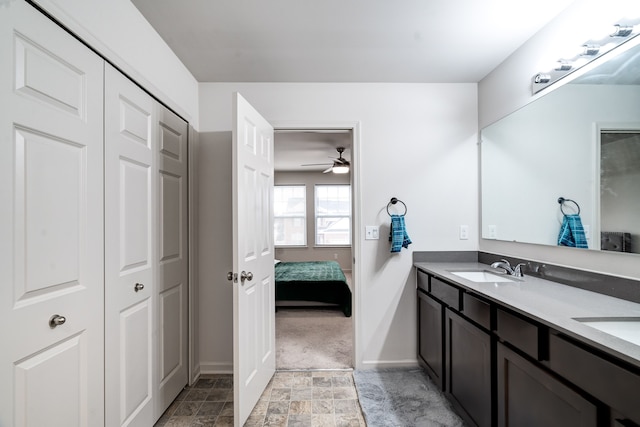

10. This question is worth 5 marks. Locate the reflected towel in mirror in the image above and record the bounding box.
[557,214,588,248]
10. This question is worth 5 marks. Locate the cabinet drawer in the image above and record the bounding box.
[462,292,491,330]
[430,277,460,310]
[496,309,540,360]
[549,333,640,423]
[417,269,429,293]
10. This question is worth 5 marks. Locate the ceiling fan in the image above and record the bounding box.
[301,147,350,174]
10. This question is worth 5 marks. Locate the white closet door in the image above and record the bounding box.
[0,2,105,426]
[104,64,156,427]
[155,104,189,417]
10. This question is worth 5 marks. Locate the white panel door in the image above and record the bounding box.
[0,2,104,426]
[155,103,189,417]
[105,64,156,427]
[232,92,276,426]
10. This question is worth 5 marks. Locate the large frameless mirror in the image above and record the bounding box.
[481,39,640,254]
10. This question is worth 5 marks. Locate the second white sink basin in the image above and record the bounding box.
[450,271,515,283]
[574,317,640,347]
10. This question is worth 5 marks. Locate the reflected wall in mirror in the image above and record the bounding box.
[481,40,640,255]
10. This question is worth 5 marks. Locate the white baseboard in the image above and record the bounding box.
[190,365,201,386]
[358,359,419,370]
[200,361,233,374]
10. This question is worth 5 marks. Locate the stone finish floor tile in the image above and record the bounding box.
[289,400,312,415]
[154,370,365,427]
[311,414,336,427]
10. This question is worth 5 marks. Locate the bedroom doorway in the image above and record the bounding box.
[273,128,356,370]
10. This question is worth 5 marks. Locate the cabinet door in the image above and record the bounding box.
[418,290,444,389]
[497,343,597,427]
[549,333,640,424]
[0,3,105,426]
[446,309,492,427]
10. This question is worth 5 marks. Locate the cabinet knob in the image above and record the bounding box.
[49,314,66,328]
[134,283,144,292]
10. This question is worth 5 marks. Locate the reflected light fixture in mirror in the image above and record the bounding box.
[532,18,640,94]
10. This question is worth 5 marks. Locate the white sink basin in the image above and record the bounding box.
[450,271,515,283]
[574,318,640,347]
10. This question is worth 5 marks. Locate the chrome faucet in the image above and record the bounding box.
[490,259,525,277]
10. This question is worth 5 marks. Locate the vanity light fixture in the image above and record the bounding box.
[532,17,640,94]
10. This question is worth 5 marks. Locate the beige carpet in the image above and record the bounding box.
[276,308,353,370]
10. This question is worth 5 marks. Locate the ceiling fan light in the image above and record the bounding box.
[332,164,349,174]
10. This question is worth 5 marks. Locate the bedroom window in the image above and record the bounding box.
[274,185,306,246]
[315,184,351,246]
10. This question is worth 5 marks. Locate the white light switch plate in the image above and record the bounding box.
[365,225,380,240]
[459,225,469,240]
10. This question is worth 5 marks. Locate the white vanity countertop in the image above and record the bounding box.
[415,261,640,368]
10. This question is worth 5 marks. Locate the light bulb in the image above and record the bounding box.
[332,165,349,174]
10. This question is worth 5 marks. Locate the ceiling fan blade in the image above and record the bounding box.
[322,166,333,173]
[301,162,333,166]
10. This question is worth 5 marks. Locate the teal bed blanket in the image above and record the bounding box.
[275,261,352,317]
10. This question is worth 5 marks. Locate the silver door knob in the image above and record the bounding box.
[240,271,253,282]
[49,314,66,328]
[134,283,144,292]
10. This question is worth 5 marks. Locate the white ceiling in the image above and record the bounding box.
[130,0,576,172]
[274,130,352,172]
[130,0,576,83]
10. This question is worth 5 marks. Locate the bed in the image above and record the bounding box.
[275,261,352,317]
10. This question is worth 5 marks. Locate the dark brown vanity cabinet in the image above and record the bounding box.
[495,307,597,427]
[497,342,598,427]
[417,270,445,389]
[548,333,640,426]
[417,271,491,427]
[418,289,444,389]
[417,268,640,427]
[446,308,492,427]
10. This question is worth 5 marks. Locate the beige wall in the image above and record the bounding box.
[199,82,478,370]
[274,171,352,271]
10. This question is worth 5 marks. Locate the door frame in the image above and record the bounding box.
[594,121,640,252]
[188,125,200,385]
[272,120,362,369]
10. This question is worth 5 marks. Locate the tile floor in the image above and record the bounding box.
[154,370,366,427]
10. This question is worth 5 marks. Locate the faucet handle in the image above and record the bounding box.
[513,263,525,277]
